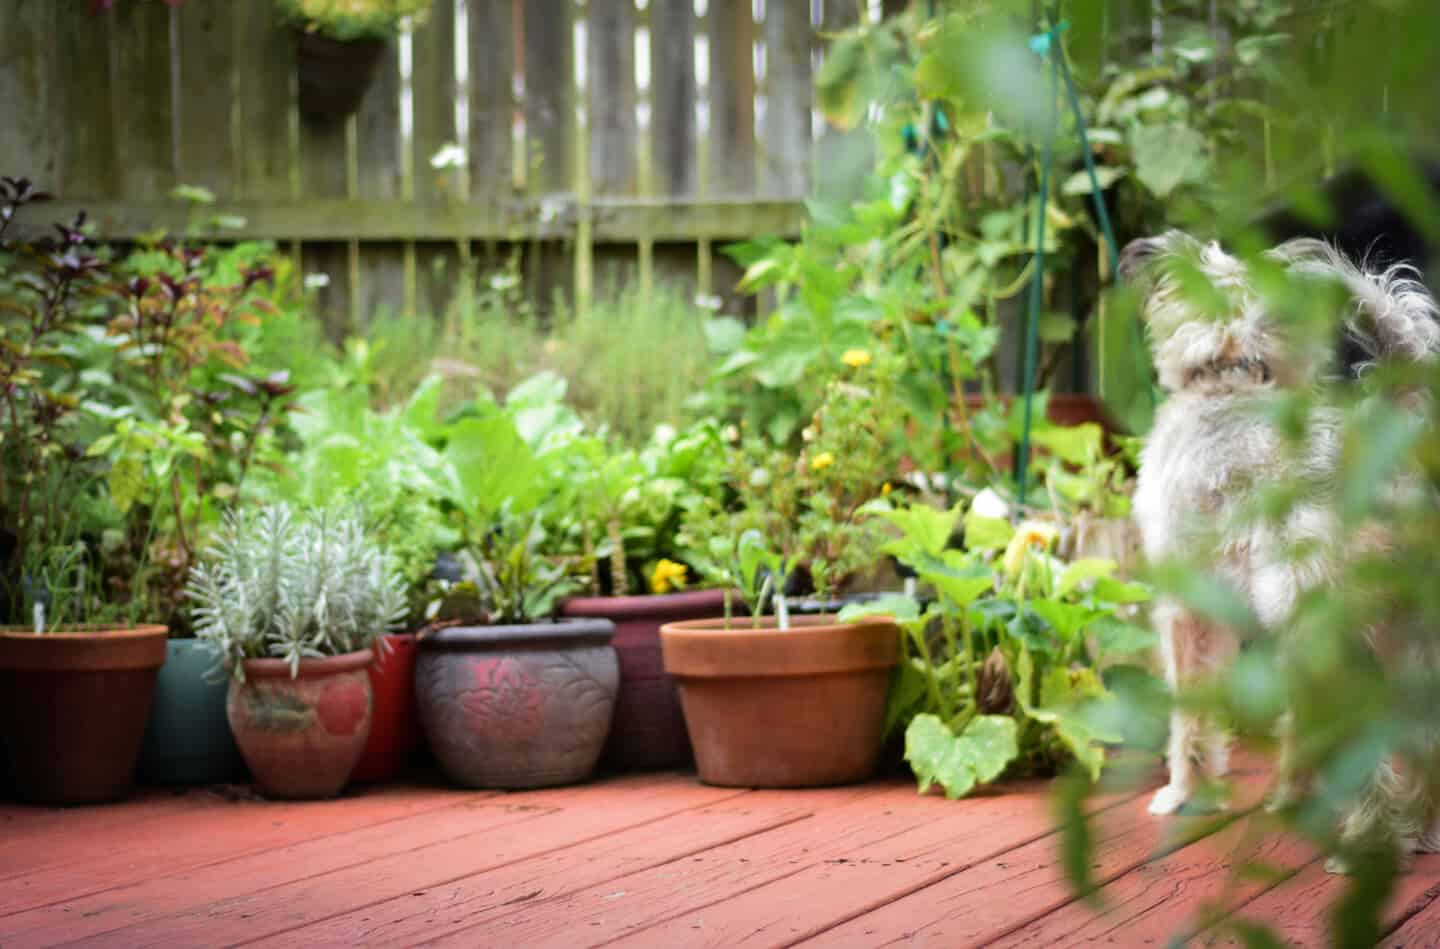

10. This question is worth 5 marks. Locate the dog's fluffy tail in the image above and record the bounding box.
[1271,238,1440,373]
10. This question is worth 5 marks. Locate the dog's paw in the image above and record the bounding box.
[1325,856,1350,876]
[1148,784,1191,816]
[1264,782,1297,814]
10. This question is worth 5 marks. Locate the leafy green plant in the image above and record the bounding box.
[276,0,430,41]
[186,504,408,678]
[846,497,1155,798]
[680,351,910,605]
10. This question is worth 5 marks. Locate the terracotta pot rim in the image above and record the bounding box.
[660,614,900,679]
[560,588,732,620]
[240,649,374,679]
[659,614,884,635]
[418,617,614,650]
[0,623,169,640]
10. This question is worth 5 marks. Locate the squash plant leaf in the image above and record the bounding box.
[906,713,1019,800]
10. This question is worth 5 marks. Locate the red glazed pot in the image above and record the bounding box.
[560,589,730,770]
[350,633,418,783]
[227,650,373,799]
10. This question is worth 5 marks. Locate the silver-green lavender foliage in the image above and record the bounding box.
[186,504,409,679]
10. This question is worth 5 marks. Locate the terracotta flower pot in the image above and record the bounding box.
[294,30,388,119]
[0,625,168,805]
[560,589,729,771]
[660,615,900,788]
[138,638,246,786]
[415,619,619,789]
[227,650,374,800]
[350,632,419,783]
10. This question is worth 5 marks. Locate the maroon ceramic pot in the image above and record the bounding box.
[227,650,373,799]
[560,589,729,770]
[350,633,418,783]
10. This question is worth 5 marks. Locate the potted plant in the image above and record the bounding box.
[251,376,457,782]
[415,509,618,789]
[659,531,901,788]
[186,504,408,799]
[0,180,199,805]
[277,0,432,119]
[556,423,733,770]
[842,497,1156,798]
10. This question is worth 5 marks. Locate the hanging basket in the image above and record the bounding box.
[294,30,388,120]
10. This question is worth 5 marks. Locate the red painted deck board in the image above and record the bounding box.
[1,767,1437,948]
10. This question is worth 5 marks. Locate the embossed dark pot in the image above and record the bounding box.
[227,650,374,800]
[559,590,728,770]
[415,619,618,789]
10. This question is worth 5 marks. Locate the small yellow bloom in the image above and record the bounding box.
[810,451,836,471]
[1002,520,1060,577]
[841,348,872,368]
[881,482,893,495]
[649,559,689,595]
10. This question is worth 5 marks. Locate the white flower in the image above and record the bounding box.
[971,487,1010,520]
[722,424,740,443]
[429,143,466,170]
[693,293,723,311]
[488,273,518,291]
[303,272,331,290]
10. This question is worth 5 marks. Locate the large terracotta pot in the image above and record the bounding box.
[227,650,373,800]
[415,619,618,789]
[660,615,900,788]
[294,30,388,119]
[0,625,168,805]
[350,632,419,783]
[560,589,729,770]
[138,638,246,786]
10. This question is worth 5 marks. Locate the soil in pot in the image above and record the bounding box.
[138,638,246,786]
[559,590,729,771]
[660,615,900,788]
[0,625,169,805]
[415,619,619,789]
[295,30,388,119]
[350,632,419,783]
[227,650,373,799]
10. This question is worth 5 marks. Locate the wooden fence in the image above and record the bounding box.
[0,0,897,335]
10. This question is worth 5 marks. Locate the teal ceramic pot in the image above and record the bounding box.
[138,639,246,785]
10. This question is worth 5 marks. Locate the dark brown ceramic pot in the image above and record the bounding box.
[294,30,388,119]
[660,615,900,788]
[0,625,168,805]
[415,619,618,789]
[227,650,374,800]
[559,589,729,770]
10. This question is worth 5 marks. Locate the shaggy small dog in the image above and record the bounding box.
[1122,230,1440,865]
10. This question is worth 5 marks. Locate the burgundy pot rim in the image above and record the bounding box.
[240,649,374,679]
[418,617,614,650]
[0,623,169,638]
[560,588,732,620]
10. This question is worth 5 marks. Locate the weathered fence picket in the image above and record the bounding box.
[0,0,846,335]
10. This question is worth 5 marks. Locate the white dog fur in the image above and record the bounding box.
[1122,230,1440,866]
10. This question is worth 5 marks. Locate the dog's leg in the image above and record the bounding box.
[1328,756,1426,874]
[1150,604,1214,815]
[1266,712,1300,812]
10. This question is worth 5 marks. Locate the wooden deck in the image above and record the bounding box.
[3,760,1439,948]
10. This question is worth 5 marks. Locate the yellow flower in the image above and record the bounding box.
[649,559,689,595]
[1002,520,1060,577]
[841,348,872,368]
[810,451,836,471]
[881,482,893,495]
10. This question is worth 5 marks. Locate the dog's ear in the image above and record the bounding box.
[1118,236,1167,283]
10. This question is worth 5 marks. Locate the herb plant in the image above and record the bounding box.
[186,504,408,679]
[276,0,431,42]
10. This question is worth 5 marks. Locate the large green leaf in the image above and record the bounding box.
[443,415,543,523]
[963,510,1014,552]
[1056,558,1118,598]
[1028,599,1108,643]
[1089,616,1158,657]
[905,713,1019,800]
[878,502,963,562]
[1130,121,1210,198]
